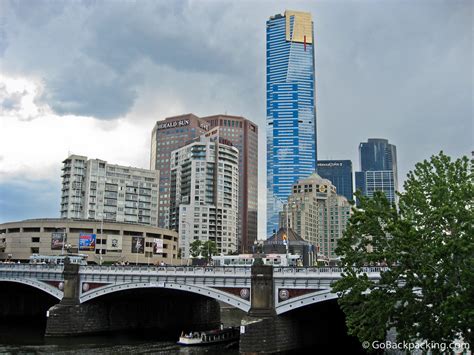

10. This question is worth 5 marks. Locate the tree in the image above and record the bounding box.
[201,240,218,261]
[332,152,473,348]
[189,240,202,258]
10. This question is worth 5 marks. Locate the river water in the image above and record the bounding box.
[0,306,243,354]
[0,321,239,354]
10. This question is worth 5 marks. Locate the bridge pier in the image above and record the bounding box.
[45,259,221,337]
[45,258,101,336]
[240,314,308,354]
[239,262,300,353]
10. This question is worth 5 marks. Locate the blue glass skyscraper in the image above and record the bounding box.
[355,138,398,204]
[266,10,317,236]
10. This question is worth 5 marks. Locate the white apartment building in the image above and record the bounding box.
[283,173,351,260]
[60,155,160,226]
[169,135,239,258]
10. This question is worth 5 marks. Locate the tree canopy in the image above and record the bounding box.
[201,240,218,260]
[189,240,202,258]
[332,152,473,348]
[189,239,217,260]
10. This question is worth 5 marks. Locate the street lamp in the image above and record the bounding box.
[252,240,263,266]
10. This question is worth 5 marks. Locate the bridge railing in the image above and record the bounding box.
[273,267,388,274]
[79,265,253,275]
[0,263,63,272]
[0,264,388,275]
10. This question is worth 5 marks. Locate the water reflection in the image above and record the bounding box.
[0,320,238,354]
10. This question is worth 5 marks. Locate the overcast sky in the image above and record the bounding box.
[0,0,472,238]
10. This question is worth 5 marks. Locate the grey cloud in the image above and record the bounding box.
[40,55,139,118]
[2,0,264,119]
[82,1,248,75]
[0,83,25,112]
[1,96,21,110]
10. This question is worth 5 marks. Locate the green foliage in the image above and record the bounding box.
[333,152,473,347]
[189,240,202,258]
[201,240,218,260]
[189,240,218,260]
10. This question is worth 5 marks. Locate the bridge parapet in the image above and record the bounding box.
[0,263,386,275]
[0,263,63,273]
[0,263,64,300]
[79,265,252,276]
[273,266,388,274]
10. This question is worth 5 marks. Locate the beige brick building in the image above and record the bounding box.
[282,173,352,261]
[0,219,179,265]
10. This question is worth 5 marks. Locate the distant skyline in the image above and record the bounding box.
[0,0,472,239]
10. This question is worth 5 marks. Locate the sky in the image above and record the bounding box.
[0,0,472,239]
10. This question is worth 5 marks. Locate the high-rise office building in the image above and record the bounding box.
[151,113,258,253]
[202,115,258,252]
[266,10,317,235]
[282,173,351,260]
[169,133,239,258]
[317,160,353,202]
[150,114,210,229]
[355,138,398,204]
[60,155,160,226]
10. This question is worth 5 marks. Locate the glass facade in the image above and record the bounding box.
[355,138,398,204]
[317,160,353,202]
[359,138,397,172]
[266,11,317,236]
[356,170,396,203]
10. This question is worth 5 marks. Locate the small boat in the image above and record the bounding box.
[177,324,240,346]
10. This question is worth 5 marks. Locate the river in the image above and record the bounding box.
[0,306,243,354]
[0,321,240,354]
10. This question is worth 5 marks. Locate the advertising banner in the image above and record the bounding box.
[106,235,122,251]
[79,233,96,251]
[153,238,163,254]
[131,236,144,254]
[51,232,66,250]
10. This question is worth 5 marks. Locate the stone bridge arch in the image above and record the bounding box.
[79,281,251,312]
[0,277,63,300]
[275,289,338,315]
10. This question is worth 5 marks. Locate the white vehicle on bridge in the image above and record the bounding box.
[211,254,302,267]
[29,254,88,266]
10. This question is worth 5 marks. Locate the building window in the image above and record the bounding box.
[31,237,40,243]
[31,247,39,254]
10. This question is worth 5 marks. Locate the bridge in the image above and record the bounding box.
[0,263,384,314]
[0,262,384,353]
